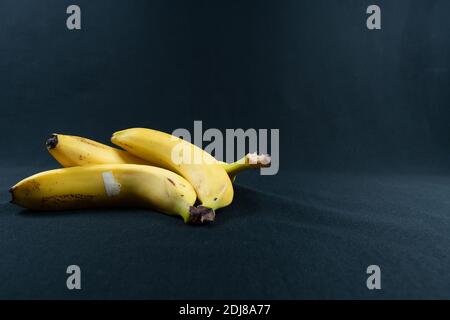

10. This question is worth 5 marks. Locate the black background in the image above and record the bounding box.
[1,0,450,299]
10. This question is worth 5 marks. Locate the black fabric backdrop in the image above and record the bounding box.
[1,0,450,298]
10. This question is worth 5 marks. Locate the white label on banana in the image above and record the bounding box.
[102,172,121,197]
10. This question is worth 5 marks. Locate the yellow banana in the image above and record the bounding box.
[10,164,215,224]
[47,134,270,180]
[111,128,233,211]
[46,134,148,167]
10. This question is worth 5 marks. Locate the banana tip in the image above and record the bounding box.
[9,187,15,204]
[46,134,58,150]
[188,206,215,225]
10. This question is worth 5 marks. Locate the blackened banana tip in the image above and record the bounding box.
[9,187,15,204]
[188,206,215,225]
[46,134,58,149]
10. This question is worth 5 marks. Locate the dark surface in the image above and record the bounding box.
[2,167,450,299]
[1,0,450,298]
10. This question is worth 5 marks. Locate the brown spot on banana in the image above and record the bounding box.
[41,194,95,206]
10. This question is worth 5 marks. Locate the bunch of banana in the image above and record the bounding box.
[10,129,271,225]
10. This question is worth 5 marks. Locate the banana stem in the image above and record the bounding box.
[188,206,215,224]
[222,153,271,181]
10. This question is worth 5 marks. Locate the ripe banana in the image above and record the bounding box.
[10,164,215,224]
[111,128,233,211]
[47,134,270,180]
[46,134,148,167]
